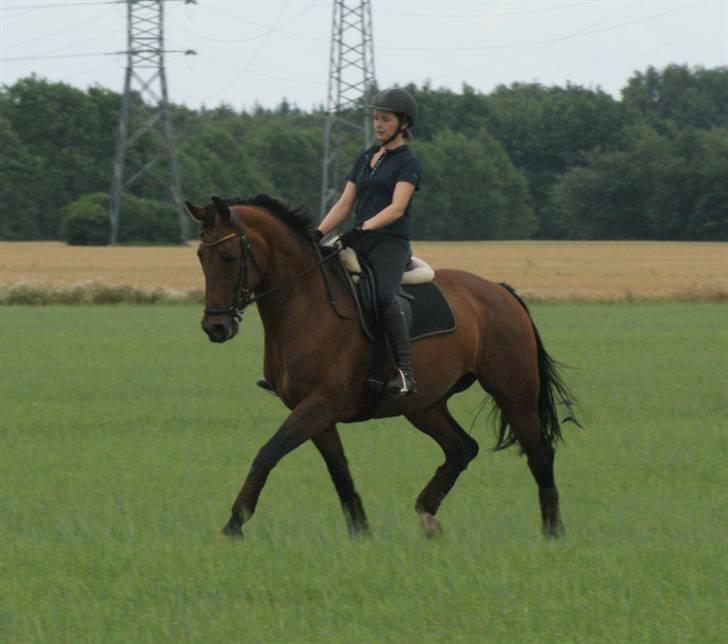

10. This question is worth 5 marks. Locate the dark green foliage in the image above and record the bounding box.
[246,119,323,213]
[412,129,535,239]
[0,76,117,238]
[178,123,274,201]
[622,64,728,131]
[553,125,728,240]
[61,193,109,245]
[481,83,627,238]
[0,116,43,240]
[117,194,179,244]
[1,64,726,242]
[61,192,180,245]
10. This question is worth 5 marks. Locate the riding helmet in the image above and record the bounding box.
[370,87,417,127]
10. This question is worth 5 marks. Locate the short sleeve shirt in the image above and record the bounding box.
[346,144,422,239]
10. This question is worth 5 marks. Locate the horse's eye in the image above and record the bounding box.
[221,254,236,264]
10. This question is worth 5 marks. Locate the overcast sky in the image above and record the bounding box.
[1,0,726,112]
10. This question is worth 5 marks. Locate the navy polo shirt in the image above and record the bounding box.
[346,144,422,239]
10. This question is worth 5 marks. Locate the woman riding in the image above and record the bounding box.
[317,87,422,398]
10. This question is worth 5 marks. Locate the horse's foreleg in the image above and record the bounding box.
[312,426,370,536]
[406,404,480,537]
[223,397,332,538]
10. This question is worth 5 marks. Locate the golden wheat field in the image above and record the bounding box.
[1,240,726,300]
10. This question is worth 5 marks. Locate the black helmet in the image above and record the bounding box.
[371,87,417,127]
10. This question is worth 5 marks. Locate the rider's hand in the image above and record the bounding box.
[339,225,367,248]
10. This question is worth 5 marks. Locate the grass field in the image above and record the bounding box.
[2,240,727,300]
[1,303,726,642]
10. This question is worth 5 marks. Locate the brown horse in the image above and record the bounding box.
[185,194,578,539]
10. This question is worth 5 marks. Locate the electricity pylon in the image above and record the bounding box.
[109,0,196,245]
[320,0,376,219]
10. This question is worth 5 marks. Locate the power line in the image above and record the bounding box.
[0,0,190,9]
[166,14,274,45]
[378,4,637,53]
[2,52,118,62]
[166,1,317,45]
[168,51,326,91]
[177,1,290,103]
[17,25,123,59]
[0,1,122,11]
[2,49,193,62]
[374,1,589,20]
[0,0,187,22]
[65,57,123,82]
[422,1,704,82]
[2,7,120,52]
[204,2,326,44]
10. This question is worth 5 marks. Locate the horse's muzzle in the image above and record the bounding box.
[202,317,239,343]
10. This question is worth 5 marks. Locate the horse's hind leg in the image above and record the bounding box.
[312,426,370,536]
[406,403,479,537]
[500,403,564,538]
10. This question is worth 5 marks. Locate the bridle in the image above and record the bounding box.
[200,228,258,321]
[200,223,347,322]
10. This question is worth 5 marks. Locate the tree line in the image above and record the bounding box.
[1,64,726,243]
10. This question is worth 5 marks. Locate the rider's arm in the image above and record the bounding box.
[318,181,357,235]
[361,181,416,231]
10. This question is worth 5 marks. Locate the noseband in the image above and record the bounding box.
[201,228,258,321]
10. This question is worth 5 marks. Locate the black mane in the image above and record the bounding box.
[224,194,317,241]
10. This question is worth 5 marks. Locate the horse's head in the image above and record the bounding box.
[185,196,266,343]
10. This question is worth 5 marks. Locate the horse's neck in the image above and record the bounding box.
[255,226,328,335]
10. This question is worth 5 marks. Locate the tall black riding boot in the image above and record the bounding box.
[382,298,417,398]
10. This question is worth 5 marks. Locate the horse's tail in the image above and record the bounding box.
[493,283,581,451]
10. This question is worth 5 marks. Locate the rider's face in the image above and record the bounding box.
[373,110,401,143]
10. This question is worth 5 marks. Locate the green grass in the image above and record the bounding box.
[1,303,726,643]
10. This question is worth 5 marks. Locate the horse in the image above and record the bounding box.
[185,194,578,540]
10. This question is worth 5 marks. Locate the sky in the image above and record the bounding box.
[1,0,726,112]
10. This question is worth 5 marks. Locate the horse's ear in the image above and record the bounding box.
[184,200,207,223]
[211,196,231,223]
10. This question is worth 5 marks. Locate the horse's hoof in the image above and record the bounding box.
[222,524,243,539]
[419,512,443,538]
[349,528,372,540]
[542,520,565,539]
[347,522,372,538]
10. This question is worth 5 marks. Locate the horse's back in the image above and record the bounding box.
[432,268,538,366]
[433,268,530,326]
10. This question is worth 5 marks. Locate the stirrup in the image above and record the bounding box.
[386,367,417,399]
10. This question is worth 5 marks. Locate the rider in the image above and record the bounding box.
[317,87,422,398]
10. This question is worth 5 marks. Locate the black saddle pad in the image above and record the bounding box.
[405,282,457,341]
[342,271,456,423]
[344,279,456,424]
[351,260,456,341]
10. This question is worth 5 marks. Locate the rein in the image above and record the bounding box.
[201,226,346,321]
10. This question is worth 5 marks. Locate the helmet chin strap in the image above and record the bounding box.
[380,114,407,148]
[381,130,403,147]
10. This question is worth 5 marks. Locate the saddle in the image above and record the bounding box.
[338,248,439,340]
[332,245,457,422]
